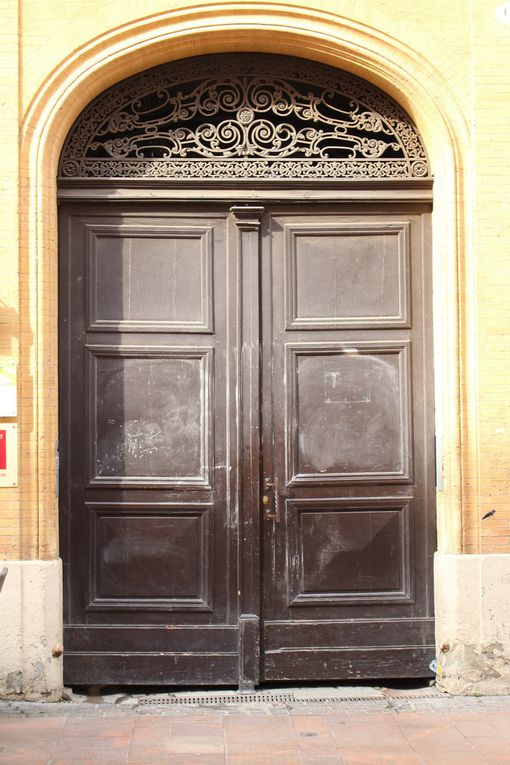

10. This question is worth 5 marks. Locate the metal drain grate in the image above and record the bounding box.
[139,688,442,706]
[141,692,297,705]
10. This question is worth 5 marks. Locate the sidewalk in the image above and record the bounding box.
[1,685,510,765]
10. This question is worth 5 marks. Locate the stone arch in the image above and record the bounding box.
[20,2,469,558]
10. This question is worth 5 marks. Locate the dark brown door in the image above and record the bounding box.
[59,200,435,686]
[261,205,435,680]
[59,203,241,684]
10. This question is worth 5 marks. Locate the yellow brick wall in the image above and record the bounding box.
[0,0,20,557]
[468,0,510,554]
[1,0,509,558]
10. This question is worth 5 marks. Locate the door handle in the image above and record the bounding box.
[262,477,282,523]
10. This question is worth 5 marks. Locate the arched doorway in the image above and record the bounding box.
[58,53,435,688]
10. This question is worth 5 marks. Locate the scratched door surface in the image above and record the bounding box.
[59,203,240,684]
[60,201,435,685]
[261,205,436,680]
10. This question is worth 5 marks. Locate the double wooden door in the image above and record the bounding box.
[59,200,435,686]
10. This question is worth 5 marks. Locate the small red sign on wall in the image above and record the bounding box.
[0,430,6,470]
[0,424,17,487]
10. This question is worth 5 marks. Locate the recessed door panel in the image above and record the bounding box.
[89,347,212,486]
[88,503,212,609]
[286,224,410,328]
[88,225,213,332]
[287,343,411,483]
[287,498,412,606]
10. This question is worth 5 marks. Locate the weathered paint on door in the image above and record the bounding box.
[261,206,435,681]
[59,201,435,685]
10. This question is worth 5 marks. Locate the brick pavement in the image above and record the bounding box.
[1,691,510,765]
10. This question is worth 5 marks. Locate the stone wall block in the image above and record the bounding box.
[0,560,63,700]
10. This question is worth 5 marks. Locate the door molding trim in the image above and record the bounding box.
[57,179,433,204]
[231,204,264,689]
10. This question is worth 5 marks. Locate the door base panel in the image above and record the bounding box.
[64,625,238,653]
[64,648,434,685]
[264,618,435,649]
[64,625,240,685]
[63,653,239,686]
[263,647,435,681]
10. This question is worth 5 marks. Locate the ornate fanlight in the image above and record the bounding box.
[59,54,430,181]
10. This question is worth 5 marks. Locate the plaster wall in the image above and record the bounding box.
[435,554,510,695]
[0,560,62,700]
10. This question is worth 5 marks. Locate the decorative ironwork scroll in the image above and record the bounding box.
[59,55,430,180]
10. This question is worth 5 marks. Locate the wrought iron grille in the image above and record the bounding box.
[58,54,430,181]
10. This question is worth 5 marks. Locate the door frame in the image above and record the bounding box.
[57,181,434,688]
[14,6,473,701]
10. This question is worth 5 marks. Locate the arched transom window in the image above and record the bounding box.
[59,54,430,181]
